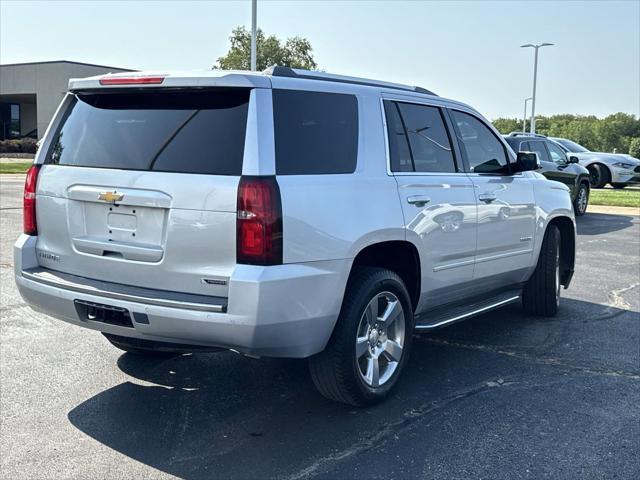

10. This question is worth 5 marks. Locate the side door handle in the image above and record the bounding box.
[407,195,431,207]
[478,192,497,203]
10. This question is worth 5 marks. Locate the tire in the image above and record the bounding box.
[573,182,589,216]
[309,267,414,406]
[522,225,561,317]
[102,333,182,357]
[587,164,610,189]
[611,183,626,189]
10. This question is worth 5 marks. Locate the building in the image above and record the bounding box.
[0,60,133,140]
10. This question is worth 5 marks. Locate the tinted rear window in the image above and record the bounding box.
[46,89,250,175]
[504,137,521,151]
[273,89,358,175]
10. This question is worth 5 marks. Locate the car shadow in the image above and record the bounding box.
[577,212,636,235]
[67,298,637,480]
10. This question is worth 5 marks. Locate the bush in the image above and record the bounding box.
[19,139,38,154]
[0,139,38,154]
[629,138,640,158]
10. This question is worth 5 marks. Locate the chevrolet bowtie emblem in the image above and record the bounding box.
[98,191,124,203]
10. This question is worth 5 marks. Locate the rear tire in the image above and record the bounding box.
[522,225,561,317]
[103,333,182,357]
[309,267,414,406]
[573,182,589,216]
[588,164,610,189]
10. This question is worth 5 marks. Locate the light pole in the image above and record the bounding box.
[522,97,533,133]
[520,43,553,134]
[250,0,257,71]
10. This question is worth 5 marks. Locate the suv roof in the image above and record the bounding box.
[68,65,437,96]
[507,132,547,138]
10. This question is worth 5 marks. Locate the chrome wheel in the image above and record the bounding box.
[355,291,406,388]
[576,186,588,214]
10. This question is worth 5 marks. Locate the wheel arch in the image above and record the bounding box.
[348,240,421,312]
[547,216,576,288]
[587,162,612,183]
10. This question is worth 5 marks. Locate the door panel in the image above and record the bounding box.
[470,175,536,289]
[396,176,477,310]
[384,99,477,311]
[448,109,536,292]
[543,140,577,196]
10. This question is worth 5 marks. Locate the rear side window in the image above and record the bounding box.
[273,90,358,175]
[46,89,250,175]
[528,140,551,163]
[504,137,522,152]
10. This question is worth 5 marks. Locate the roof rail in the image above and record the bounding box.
[264,66,437,96]
[508,132,547,138]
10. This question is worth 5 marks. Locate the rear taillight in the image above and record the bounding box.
[99,75,166,85]
[23,164,40,235]
[236,176,283,265]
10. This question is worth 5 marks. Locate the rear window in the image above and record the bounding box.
[273,89,358,175]
[504,137,522,152]
[46,89,250,175]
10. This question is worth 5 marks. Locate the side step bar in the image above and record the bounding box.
[415,290,521,331]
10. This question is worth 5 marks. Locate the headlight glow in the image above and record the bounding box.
[612,162,634,169]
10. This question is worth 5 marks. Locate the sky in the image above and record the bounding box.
[1,0,638,120]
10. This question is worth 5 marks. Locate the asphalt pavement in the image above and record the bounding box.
[1,174,639,480]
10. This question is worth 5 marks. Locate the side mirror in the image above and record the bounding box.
[515,151,541,172]
[568,155,579,164]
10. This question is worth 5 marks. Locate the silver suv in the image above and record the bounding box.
[14,67,576,405]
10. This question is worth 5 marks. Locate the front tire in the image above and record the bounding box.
[573,182,589,216]
[309,267,414,406]
[588,164,610,189]
[522,225,561,317]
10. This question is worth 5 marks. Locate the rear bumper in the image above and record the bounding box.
[14,235,349,358]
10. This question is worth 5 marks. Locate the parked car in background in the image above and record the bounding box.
[504,133,591,216]
[551,137,640,189]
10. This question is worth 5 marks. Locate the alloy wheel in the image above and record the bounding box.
[355,292,406,388]
[577,187,588,214]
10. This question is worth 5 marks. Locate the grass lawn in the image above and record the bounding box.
[0,162,32,174]
[590,188,640,208]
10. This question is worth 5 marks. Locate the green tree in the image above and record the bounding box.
[629,138,640,158]
[214,26,317,71]
[492,113,639,154]
[492,118,522,134]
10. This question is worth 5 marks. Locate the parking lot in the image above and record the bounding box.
[1,173,639,479]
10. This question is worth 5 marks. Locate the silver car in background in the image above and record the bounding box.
[551,137,640,188]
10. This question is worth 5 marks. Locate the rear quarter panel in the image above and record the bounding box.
[275,81,406,264]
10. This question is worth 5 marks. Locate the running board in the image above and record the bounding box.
[414,290,521,331]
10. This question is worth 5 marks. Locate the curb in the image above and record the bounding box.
[587,205,640,216]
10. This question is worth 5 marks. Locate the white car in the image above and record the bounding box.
[551,137,640,189]
[15,67,576,405]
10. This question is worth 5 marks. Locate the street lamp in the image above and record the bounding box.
[523,97,533,133]
[250,0,257,71]
[521,43,554,134]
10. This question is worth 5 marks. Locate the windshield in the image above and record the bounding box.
[554,138,590,153]
[46,89,250,175]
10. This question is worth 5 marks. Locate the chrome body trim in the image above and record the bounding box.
[21,268,227,313]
